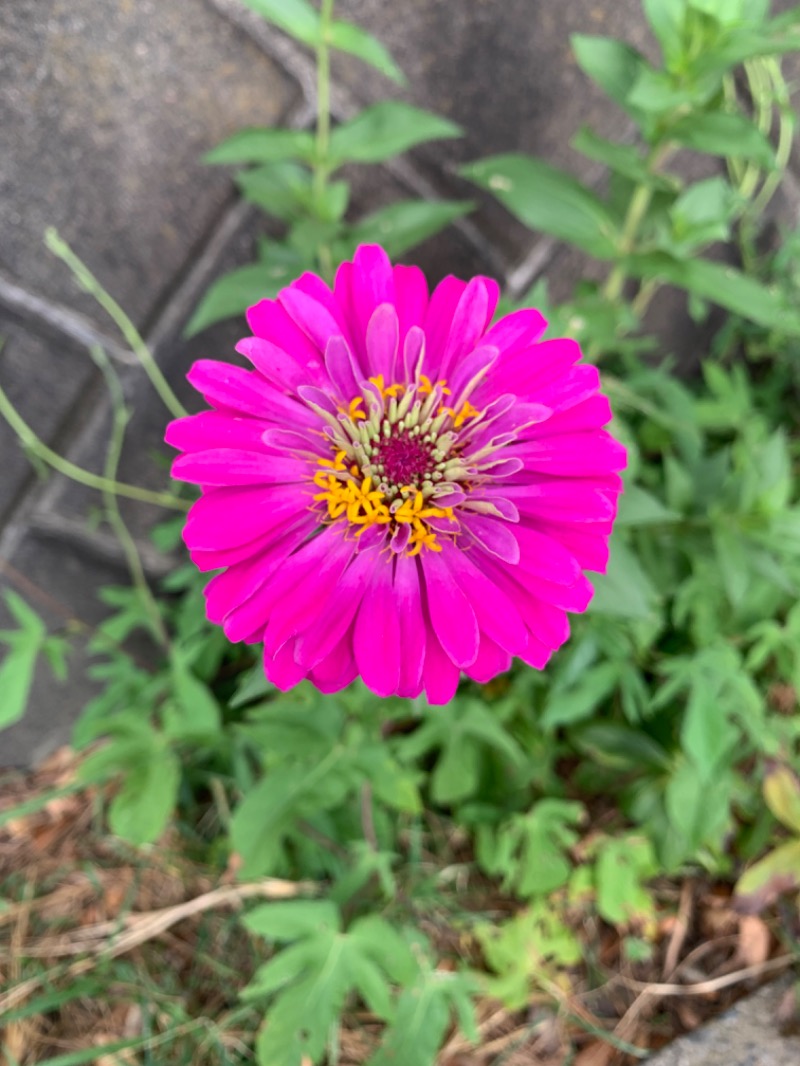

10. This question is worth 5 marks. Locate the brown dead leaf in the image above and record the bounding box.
[733,915,772,968]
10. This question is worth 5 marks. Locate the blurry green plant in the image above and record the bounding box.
[4,1,800,1063]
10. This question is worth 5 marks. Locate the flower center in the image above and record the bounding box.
[310,374,483,556]
[373,433,432,486]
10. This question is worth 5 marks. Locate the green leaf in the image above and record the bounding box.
[185,259,291,338]
[368,969,477,1066]
[108,743,181,845]
[571,34,650,113]
[461,154,618,257]
[540,663,619,730]
[481,800,585,897]
[238,0,321,47]
[595,836,657,925]
[231,748,351,876]
[616,484,679,526]
[244,900,340,942]
[0,592,47,730]
[478,903,581,1010]
[589,536,660,619]
[329,102,461,166]
[643,0,688,66]
[328,21,406,84]
[625,252,800,334]
[344,199,472,258]
[571,128,675,188]
[205,127,316,165]
[236,161,314,220]
[668,112,775,167]
[166,651,221,738]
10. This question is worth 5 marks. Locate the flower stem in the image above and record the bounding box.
[313,0,336,281]
[0,376,190,511]
[44,228,188,421]
[89,344,171,650]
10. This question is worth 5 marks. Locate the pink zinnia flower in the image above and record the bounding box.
[166,245,626,703]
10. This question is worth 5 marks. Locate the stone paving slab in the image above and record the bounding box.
[0,318,98,526]
[647,980,800,1066]
[0,0,300,331]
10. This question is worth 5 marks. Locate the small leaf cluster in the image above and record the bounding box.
[187,0,469,336]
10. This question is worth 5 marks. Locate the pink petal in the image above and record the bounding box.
[423,275,467,377]
[393,264,429,344]
[235,336,316,392]
[325,335,362,400]
[280,287,346,355]
[526,395,613,437]
[264,639,308,690]
[187,360,318,429]
[246,298,323,369]
[465,636,512,684]
[184,486,307,551]
[482,307,547,357]
[422,626,461,705]
[510,432,628,477]
[535,365,602,413]
[438,276,499,379]
[294,546,379,670]
[439,542,528,656]
[262,533,355,654]
[365,303,399,383]
[460,513,520,564]
[172,449,310,487]
[394,553,426,695]
[420,550,479,668]
[354,554,401,696]
[310,631,358,693]
[165,411,267,453]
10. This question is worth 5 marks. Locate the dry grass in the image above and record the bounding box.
[1,749,798,1066]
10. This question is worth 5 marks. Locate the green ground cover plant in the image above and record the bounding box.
[4,1,800,1063]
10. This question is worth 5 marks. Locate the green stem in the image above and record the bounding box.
[313,0,336,281]
[0,379,190,511]
[603,143,674,308]
[44,228,188,421]
[89,345,171,650]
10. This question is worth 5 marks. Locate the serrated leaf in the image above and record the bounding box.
[595,836,657,925]
[205,127,316,165]
[329,102,460,166]
[244,900,340,942]
[484,800,585,898]
[461,153,618,257]
[344,199,472,259]
[328,21,405,84]
[238,0,320,46]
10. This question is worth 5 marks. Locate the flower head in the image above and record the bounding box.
[166,246,626,703]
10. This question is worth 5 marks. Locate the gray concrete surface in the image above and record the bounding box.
[647,979,800,1065]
